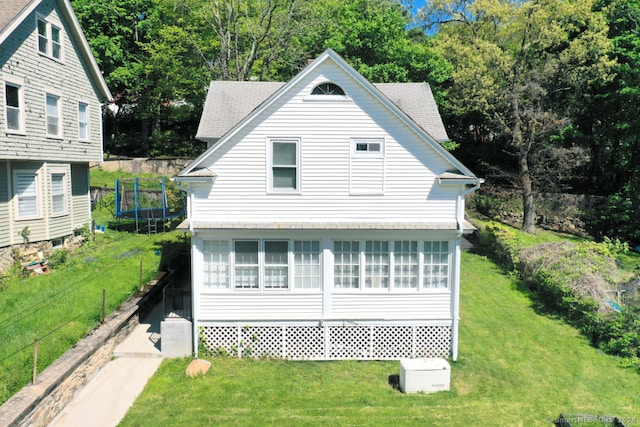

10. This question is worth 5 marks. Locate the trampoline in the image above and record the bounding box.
[115,177,185,233]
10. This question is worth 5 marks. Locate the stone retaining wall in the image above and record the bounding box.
[0,272,170,427]
[93,158,192,176]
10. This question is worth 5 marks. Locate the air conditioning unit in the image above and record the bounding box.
[399,358,451,394]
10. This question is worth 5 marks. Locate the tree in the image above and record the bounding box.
[303,0,451,87]
[580,0,640,244]
[423,0,615,233]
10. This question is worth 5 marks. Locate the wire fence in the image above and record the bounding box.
[0,232,184,404]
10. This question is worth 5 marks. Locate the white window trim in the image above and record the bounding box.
[50,172,67,216]
[202,239,322,293]
[78,101,90,141]
[4,79,26,134]
[267,137,301,194]
[13,169,41,220]
[45,91,63,138]
[36,14,63,61]
[332,239,452,293]
[351,138,385,158]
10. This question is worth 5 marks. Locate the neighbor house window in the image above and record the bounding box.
[46,93,61,137]
[203,240,229,289]
[15,172,39,218]
[78,102,89,140]
[51,173,66,215]
[269,138,299,192]
[5,82,23,132]
[37,16,62,60]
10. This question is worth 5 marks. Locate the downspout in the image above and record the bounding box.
[452,179,483,361]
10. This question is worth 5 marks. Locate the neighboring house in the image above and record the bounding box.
[0,0,112,250]
[175,49,481,361]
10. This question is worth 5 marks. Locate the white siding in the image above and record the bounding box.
[191,62,458,224]
[330,293,452,320]
[198,293,323,320]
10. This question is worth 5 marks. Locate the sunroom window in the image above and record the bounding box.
[333,240,450,291]
[424,241,450,288]
[234,241,259,289]
[264,241,289,289]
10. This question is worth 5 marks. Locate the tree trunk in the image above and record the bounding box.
[519,153,536,234]
[511,89,536,234]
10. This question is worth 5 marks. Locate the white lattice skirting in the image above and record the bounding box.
[199,323,452,360]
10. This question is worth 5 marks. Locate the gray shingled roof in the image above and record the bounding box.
[0,0,33,35]
[195,81,449,143]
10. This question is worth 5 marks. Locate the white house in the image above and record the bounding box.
[175,49,481,360]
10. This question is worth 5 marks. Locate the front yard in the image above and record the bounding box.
[119,251,639,426]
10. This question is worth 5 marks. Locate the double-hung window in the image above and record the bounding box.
[364,241,389,289]
[269,138,299,192]
[294,241,321,289]
[334,241,360,289]
[46,93,61,137]
[51,173,66,215]
[15,172,39,218]
[203,240,229,289]
[234,241,260,289]
[394,241,418,289]
[5,82,23,132]
[78,102,89,140]
[264,241,289,289]
[37,16,62,60]
[424,241,449,289]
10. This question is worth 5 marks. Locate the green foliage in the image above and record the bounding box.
[475,221,522,270]
[583,184,640,246]
[47,248,72,268]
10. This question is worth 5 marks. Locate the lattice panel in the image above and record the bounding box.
[371,326,413,359]
[200,326,237,355]
[328,326,371,359]
[240,326,283,358]
[201,324,453,360]
[415,326,451,357]
[284,326,324,359]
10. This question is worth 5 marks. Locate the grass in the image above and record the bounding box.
[0,169,187,405]
[120,250,640,426]
[89,167,161,188]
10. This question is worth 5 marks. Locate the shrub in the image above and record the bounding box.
[475,221,522,270]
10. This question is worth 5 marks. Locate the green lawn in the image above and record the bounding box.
[120,250,639,426]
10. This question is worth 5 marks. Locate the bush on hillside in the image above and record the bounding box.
[475,221,522,270]
[475,226,640,363]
